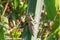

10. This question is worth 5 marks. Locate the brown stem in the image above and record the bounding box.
[1,1,9,18]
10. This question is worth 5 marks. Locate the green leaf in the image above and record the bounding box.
[52,15,59,32]
[55,0,58,11]
[23,4,28,10]
[44,0,57,20]
[58,29,60,40]
[13,0,20,10]
[22,23,31,40]
[44,0,59,40]
[28,0,37,15]
[0,24,4,40]
[46,15,59,40]
[46,27,60,40]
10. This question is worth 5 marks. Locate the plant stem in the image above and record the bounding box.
[1,0,9,18]
[31,0,44,40]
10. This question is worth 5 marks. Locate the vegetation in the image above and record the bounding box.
[0,0,60,40]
